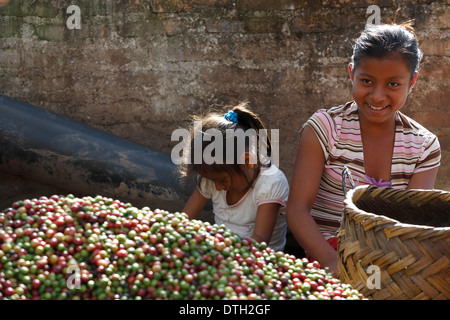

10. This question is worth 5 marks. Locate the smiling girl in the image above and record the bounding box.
[179,103,289,252]
[287,23,441,275]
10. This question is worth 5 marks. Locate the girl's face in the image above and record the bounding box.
[350,52,417,125]
[199,166,253,193]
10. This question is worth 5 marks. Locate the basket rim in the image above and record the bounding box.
[343,185,450,231]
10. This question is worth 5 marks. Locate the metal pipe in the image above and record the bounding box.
[0,94,192,211]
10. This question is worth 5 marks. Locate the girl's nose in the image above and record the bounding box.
[371,84,387,103]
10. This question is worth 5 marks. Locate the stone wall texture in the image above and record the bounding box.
[1,0,449,200]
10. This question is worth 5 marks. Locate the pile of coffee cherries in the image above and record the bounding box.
[0,195,364,300]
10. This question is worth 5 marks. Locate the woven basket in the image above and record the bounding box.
[337,185,450,300]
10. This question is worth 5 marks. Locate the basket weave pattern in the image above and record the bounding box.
[337,186,450,300]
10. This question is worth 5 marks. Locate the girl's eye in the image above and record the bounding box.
[387,81,401,87]
[361,79,372,85]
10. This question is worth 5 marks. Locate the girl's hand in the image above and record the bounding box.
[323,257,338,278]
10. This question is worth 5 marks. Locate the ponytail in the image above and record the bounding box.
[231,102,272,160]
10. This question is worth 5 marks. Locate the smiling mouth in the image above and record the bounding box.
[368,103,388,111]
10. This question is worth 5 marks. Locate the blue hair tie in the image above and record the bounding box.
[224,110,238,124]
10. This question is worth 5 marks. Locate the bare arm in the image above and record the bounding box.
[182,188,209,220]
[286,125,337,275]
[252,203,282,244]
[407,167,439,190]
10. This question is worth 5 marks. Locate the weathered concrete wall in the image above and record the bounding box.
[0,0,449,199]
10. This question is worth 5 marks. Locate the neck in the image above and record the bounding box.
[358,112,396,136]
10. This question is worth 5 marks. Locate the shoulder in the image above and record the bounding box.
[306,101,357,131]
[197,177,217,198]
[253,165,289,199]
[396,111,440,146]
[395,112,441,170]
[310,101,357,120]
[304,101,357,149]
[258,165,288,183]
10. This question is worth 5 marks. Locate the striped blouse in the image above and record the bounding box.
[303,101,441,239]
